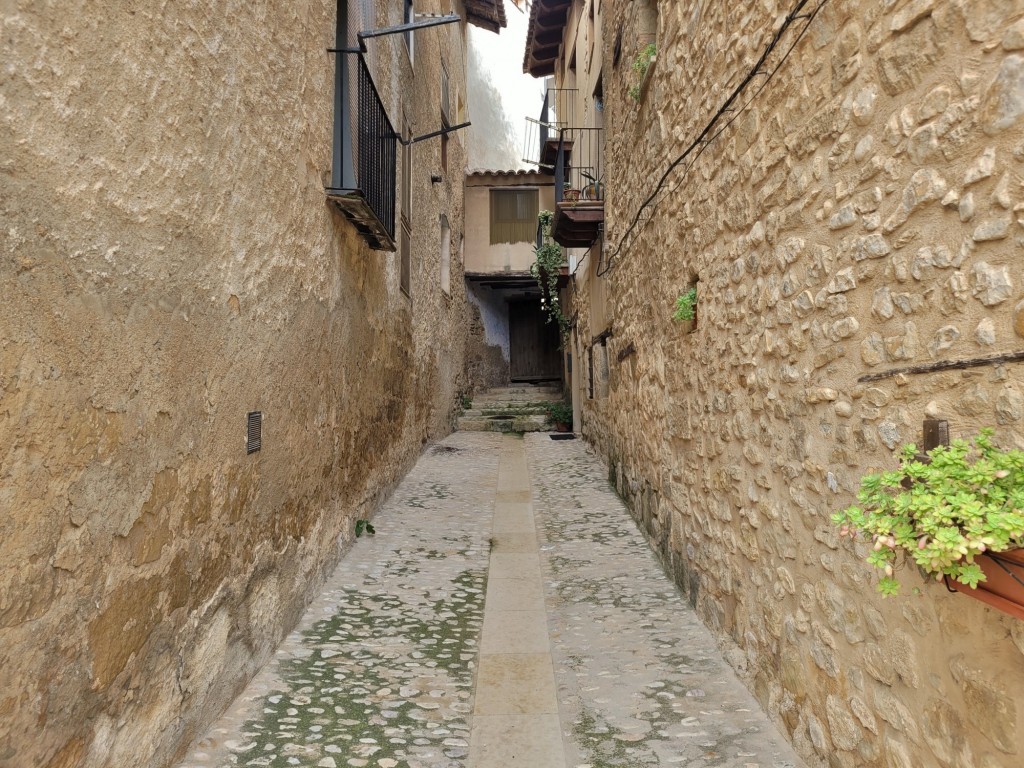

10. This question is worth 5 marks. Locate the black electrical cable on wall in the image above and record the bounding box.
[597,0,830,277]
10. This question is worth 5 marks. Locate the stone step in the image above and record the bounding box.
[463,406,551,418]
[457,414,549,433]
[486,385,561,394]
[472,392,563,405]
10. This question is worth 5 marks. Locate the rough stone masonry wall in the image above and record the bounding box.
[579,1,1024,766]
[0,2,470,767]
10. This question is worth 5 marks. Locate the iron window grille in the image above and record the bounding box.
[327,52,398,251]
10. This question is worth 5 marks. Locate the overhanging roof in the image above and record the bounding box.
[466,0,508,33]
[523,0,571,76]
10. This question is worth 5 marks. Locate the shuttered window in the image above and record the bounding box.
[490,189,539,245]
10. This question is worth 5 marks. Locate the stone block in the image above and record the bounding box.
[982,55,1024,133]
[964,147,997,185]
[876,18,941,96]
[853,233,893,260]
[973,217,1011,241]
[826,694,864,751]
[884,169,948,232]
[971,261,1014,305]
[976,317,998,345]
[929,324,961,356]
[950,656,1018,754]
[996,385,1024,423]
[1004,19,1024,50]
[826,267,857,293]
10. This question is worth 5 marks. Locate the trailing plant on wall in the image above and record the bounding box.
[531,210,570,336]
[672,286,697,322]
[629,43,657,101]
[833,429,1024,596]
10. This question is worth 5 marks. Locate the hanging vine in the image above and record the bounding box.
[531,210,570,337]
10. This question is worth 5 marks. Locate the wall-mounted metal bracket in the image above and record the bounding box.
[406,121,471,145]
[357,14,461,52]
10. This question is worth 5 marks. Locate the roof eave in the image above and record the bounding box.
[522,0,571,75]
[466,0,507,33]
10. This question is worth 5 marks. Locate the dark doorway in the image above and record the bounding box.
[509,300,562,381]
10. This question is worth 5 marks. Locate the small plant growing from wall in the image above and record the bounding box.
[531,210,570,337]
[672,286,697,322]
[833,429,1024,596]
[629,43,657,101]
[355,519,376,537]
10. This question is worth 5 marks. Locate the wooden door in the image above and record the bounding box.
[509,300,562,381]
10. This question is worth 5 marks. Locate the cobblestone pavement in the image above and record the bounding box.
[177,431,802,768]
[524,433,800,768]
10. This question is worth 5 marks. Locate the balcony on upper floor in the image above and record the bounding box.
[523,88,603,248]
[522,88,577,172]
[326,54,398,251]
[547,126,604,248]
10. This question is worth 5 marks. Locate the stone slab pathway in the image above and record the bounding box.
[177,432,802,768]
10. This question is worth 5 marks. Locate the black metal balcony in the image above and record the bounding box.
[327,54,397,252]
[550,126,604,248]
[522,88,577,170]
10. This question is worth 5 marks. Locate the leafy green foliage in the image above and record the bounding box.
[460,393,472,410]
[629,44,657,102]
[833,429,1024,596]
[531,211,570,337]
[543,399,573,427]
[672,287,697,322]
[355,519,376,538]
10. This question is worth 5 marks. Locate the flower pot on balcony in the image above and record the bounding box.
[583,181,604,200]
[946,549,1024,621]
[563,188,581,202]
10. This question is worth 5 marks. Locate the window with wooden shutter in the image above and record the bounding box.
[489,189,539,245]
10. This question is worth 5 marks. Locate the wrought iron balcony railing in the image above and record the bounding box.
[549,126,605,248]
[550,126,603,203]
[522,88,578,170]
[327,54,397,251]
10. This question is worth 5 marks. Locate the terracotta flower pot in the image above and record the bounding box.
[563,189,580,202]
[947,549,1024,621]
[554,421,571,433]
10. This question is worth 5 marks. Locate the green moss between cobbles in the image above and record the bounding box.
[571,688,688,768]
[229,567,485,767]
[404,481,453,508]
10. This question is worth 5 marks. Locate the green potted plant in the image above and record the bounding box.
[543,400,573,432]
[833,429,1024,618]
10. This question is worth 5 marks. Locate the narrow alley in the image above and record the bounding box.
[178,433,801,768]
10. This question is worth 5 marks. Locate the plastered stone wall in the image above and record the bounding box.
[574,1,1024,765]
[0,2,472,766]
[466,282,512,389]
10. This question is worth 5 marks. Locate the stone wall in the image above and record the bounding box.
[574,1,1024,765]
[0,2,472,766]
[466,282,512,389]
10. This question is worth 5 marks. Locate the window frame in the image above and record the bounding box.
[400,118,412,299]
[439,215,451,296]
[489,188,540,246]
[403,0,415,63]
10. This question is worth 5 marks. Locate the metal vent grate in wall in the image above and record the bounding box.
[247,411,262,455]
